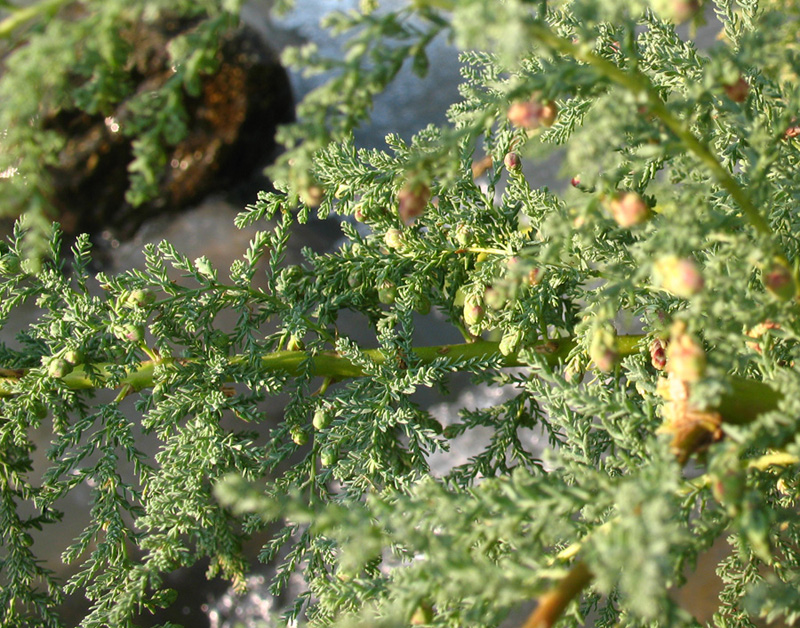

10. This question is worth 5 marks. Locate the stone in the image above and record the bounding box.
[45,14,295,240]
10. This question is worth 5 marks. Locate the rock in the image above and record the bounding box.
[45,14,294,240]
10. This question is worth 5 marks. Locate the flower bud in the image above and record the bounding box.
[711,468,745,508]
[320,447,338,467]
[499,329,522,356]
[300,185,324,208]
[115,323,145,343]
[652,0,702,24]
[347,269,363,288]
[126,288,156,308]
[384,228,403,250]
[503,152,522,173]
[507,97,558,130]
[463,294,485,327]
[290,426,309,446]
[764,260,796,301]
[666,332,706,382]
[453,224,473,248]
[607,191,650,228]
[653,255,704,298]
[589,330,618,372]
[313,407,332,430]
[47,357,73,379]
[398,182,430,224]
[209,330,230,351]
[353,203,368,223]
[286,335,305,352]
[414,294,431,315]
[724,76,749,103]
[378,280,397,305]
[649,338,667,371]
[484,286,507,310]
[63,349,84,366]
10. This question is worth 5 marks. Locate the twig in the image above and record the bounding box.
[521,561,593,628]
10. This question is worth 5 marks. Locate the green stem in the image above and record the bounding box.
[0,0,71,38]
[525,22,772,237]
[0,335,783,427]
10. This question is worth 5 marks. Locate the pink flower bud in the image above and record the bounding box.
[463,294,485,327]
[507,97,558,130]
[484,286,506,310]
[607,191,651,228]
[666,333,706,382]
[300,185,324,208]
[746,321,780,354]
[654,256,704,298]
[526,267,542,286]
[658,0,701,23]
[398,182,430,224]
[724,77,749,103]
[589,329,618,372]
[503,152,521,172]
[650,338,667,370]
[764,261,796,301]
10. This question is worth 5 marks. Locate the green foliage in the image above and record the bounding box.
[3,1,800,627]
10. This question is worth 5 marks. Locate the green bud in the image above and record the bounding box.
[31,402,48,420]
[115,324,145,343]
[126,288,156,308]
[47,357,73,379]
[286,335,305,352]
[209,330,230,351]
[453,224,473,248]
[384,228,404,250]
[414,294,431,315]
[313,407,332,430]
[63,349,84,365]
[484,286,507,310]
[463,294,485,327]
[378,280,397,305]
[347,269,363,288]
[499,329,522,356]
[320,447,338,467]
[290,426,309,446]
